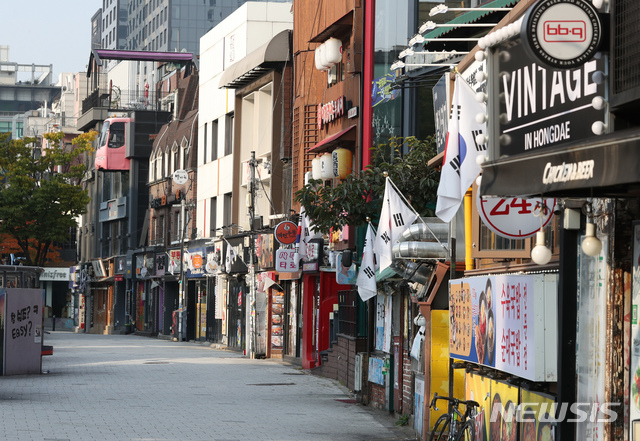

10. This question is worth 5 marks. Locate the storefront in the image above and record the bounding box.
[463,0,633,439]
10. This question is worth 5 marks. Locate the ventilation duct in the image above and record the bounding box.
[390,260,435,286]
[398,222,448,243]
[393,241,448,260]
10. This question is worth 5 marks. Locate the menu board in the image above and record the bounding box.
[450,274,558,381]
[520,389,555,441]
[271,290,284,350]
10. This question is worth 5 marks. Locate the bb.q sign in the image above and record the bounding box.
[477,194,555,239]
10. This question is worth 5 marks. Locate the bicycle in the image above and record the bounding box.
[428,393,480,441]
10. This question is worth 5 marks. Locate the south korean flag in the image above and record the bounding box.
[356,223,378,301]
[373,177,418,272]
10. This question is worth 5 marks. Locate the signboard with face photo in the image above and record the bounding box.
[449,274,558,381]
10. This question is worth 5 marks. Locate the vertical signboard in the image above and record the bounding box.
[4,288,43,375]
[576,235,608,441]
[631,222,640,438]
[432,73,449,155]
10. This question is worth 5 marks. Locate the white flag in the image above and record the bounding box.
[225,243,236,273]
[436,75,487,223]
[374,177,418,272]
[357,223,378,301]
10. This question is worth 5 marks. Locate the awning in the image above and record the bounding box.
[423,0,518,40]
[307,125,357,153]
[309,10,354,44]
[480,128,640,198]
[219,30,291,89]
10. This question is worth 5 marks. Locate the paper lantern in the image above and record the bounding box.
[324,38,343,65]
[331,148,352,180]
[311,156,322,180]
[314,44,327,71]
[320,153,335,180]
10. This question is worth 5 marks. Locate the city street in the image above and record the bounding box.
[0,332,417,441]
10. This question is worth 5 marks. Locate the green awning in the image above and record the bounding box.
[423,0,519,40]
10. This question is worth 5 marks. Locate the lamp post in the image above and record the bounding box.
[173,169,189,342]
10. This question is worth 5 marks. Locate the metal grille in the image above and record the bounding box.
[338,289,362,337]
[613,0,640,95]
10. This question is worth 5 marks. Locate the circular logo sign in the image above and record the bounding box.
[477,194,555,239]
[274,221,298,245]
[172,169,188,185]
[521,0,601,69]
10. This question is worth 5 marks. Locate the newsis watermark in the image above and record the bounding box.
[488,402,621,424]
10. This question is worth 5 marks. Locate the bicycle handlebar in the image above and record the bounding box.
[429,393,480,412]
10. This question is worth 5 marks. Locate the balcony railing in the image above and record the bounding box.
[81,88,175,115]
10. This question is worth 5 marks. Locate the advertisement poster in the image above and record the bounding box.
[466,372,491,441]
[520,389,555,441]
[631,222,640,438]
[375,294,385,351]
[489,379,519,441]
[271,290,284,350]
[450,275,537,379]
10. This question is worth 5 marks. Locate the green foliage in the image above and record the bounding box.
[294,136,440,234]
[0,131,96,266]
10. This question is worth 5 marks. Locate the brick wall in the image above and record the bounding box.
[370,382,386,410]
[402,348,414,416]
[312,335,366,390]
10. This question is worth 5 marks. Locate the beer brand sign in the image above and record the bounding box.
[317,96,345,130]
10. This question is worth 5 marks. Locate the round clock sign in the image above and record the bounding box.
[521,0,602,69]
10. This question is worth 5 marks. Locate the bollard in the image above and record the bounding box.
[52,315,55,332]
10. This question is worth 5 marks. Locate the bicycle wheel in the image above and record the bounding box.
[454,420,475,441]
[429,414,451,441]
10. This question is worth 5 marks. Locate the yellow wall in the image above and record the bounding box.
[430,310,465,428]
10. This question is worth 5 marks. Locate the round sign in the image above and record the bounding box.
[477,194,555,239]
[173,169,188,185]
[521,0,601,69]
[274,221,298,245]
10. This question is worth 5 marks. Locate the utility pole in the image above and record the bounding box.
[248,151,256,358]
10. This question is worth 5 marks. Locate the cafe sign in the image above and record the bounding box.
[449,274,558,381]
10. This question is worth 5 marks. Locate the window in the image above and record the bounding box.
[223,193,232,228]
[224,113,233,156]
[172,142,179,173]
[210,197,217,237]
[203,122,207,164]
[211,119,219,161]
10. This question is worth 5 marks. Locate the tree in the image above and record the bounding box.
[0,131,96,266]
[294,136,440,234]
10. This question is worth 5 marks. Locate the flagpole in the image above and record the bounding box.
[386,175,448,251]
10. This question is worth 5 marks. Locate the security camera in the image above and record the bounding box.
[553,201,564,216]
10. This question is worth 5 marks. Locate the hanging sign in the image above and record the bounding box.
[520,0,602,69]
[477,195,555,239]
[274,221,298,245]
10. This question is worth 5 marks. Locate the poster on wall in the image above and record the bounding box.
[414,376,425,436]
[489,379,519,441]
[466,372,491,441]
[449,274,557,381]
[631,222,640,438]
[520,389,555,441]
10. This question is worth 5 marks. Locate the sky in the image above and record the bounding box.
[1,1,101,82]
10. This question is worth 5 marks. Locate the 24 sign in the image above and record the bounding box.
[477,194,555,239]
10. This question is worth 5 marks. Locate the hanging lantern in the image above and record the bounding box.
[311,156,322,180]
[314,44,327,71]
[320,152,335,180]
[332,147,352,180]
[324,38,343,65]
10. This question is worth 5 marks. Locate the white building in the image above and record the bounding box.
[197,1,293,238]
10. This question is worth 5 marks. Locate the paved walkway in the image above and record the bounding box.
[0,332,418,441]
